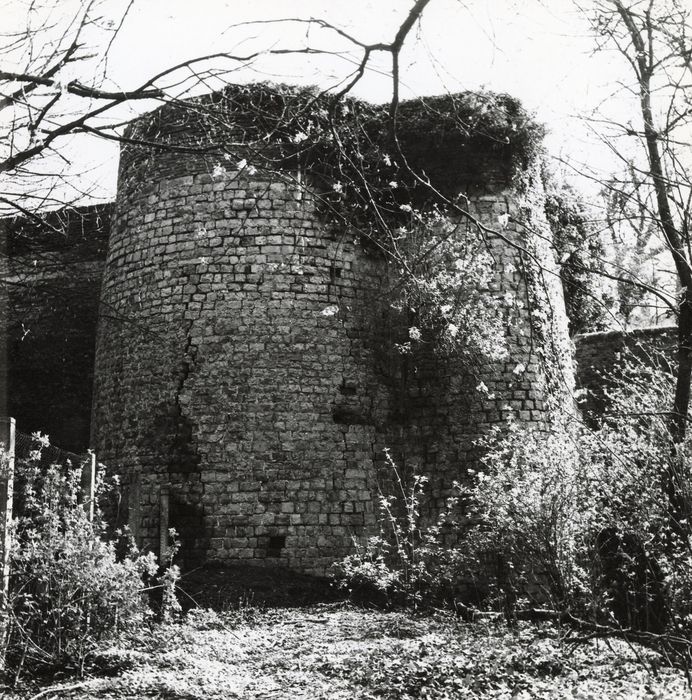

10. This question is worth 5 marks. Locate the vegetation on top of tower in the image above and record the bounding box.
[126,81,545,217]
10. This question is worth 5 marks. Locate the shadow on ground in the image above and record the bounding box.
[176,563,348,610]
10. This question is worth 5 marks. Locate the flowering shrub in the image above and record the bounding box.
[332,450,464,608]
[3,438,160,676]
[391,208,507,362]
[464,348,692,638]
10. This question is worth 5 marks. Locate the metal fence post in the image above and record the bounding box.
[82,451,96,523]
[0,417,15,672]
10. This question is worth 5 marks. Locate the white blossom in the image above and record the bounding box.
[31,432,50,447]
[321,305,339,317]
[408,326,422,341]
[212,163,227,179]
[574,387,588,403]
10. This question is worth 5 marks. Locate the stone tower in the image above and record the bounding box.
[91,84,574,573]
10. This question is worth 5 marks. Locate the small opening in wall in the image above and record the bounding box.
[332,406,368,425]
[267,535,286,557]
[339,385,357,396]
[329,265,342,282]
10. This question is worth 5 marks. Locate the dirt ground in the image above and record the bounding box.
[4,602,689,700]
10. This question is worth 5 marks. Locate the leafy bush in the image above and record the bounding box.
[332,449,464,608]
[336,348,692,654]
[461,420,593,615]
[390,208,507,362]
[3,437,160,676]
[463,349,692,639]
[578,351,692,634]
[333,423,597,617]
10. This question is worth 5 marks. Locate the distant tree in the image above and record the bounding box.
[584,0,692,537]
[543,177,618,335]
[602,163,671,326]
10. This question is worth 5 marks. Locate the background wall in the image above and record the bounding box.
[574,325,676,418]
[0,205,110,451]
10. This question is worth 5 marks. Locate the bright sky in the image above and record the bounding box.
[3,0,639,202]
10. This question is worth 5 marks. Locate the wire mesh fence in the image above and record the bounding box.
[14,430,91,471]
[9,424,98,524]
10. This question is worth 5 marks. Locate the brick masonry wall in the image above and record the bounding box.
[574,325,676,417]
[0,205,110,451]
[92,162,390,572]
[90,95,574,574]
[373,185,576,520]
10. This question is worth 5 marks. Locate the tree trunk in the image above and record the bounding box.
[667,290,692,538]
[613,0,692,540]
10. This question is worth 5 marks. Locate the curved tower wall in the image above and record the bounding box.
[91,92,574,573]
[382,183,576,517]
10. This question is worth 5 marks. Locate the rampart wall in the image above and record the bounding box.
[574,325,676,416]
[0,205,110,451]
